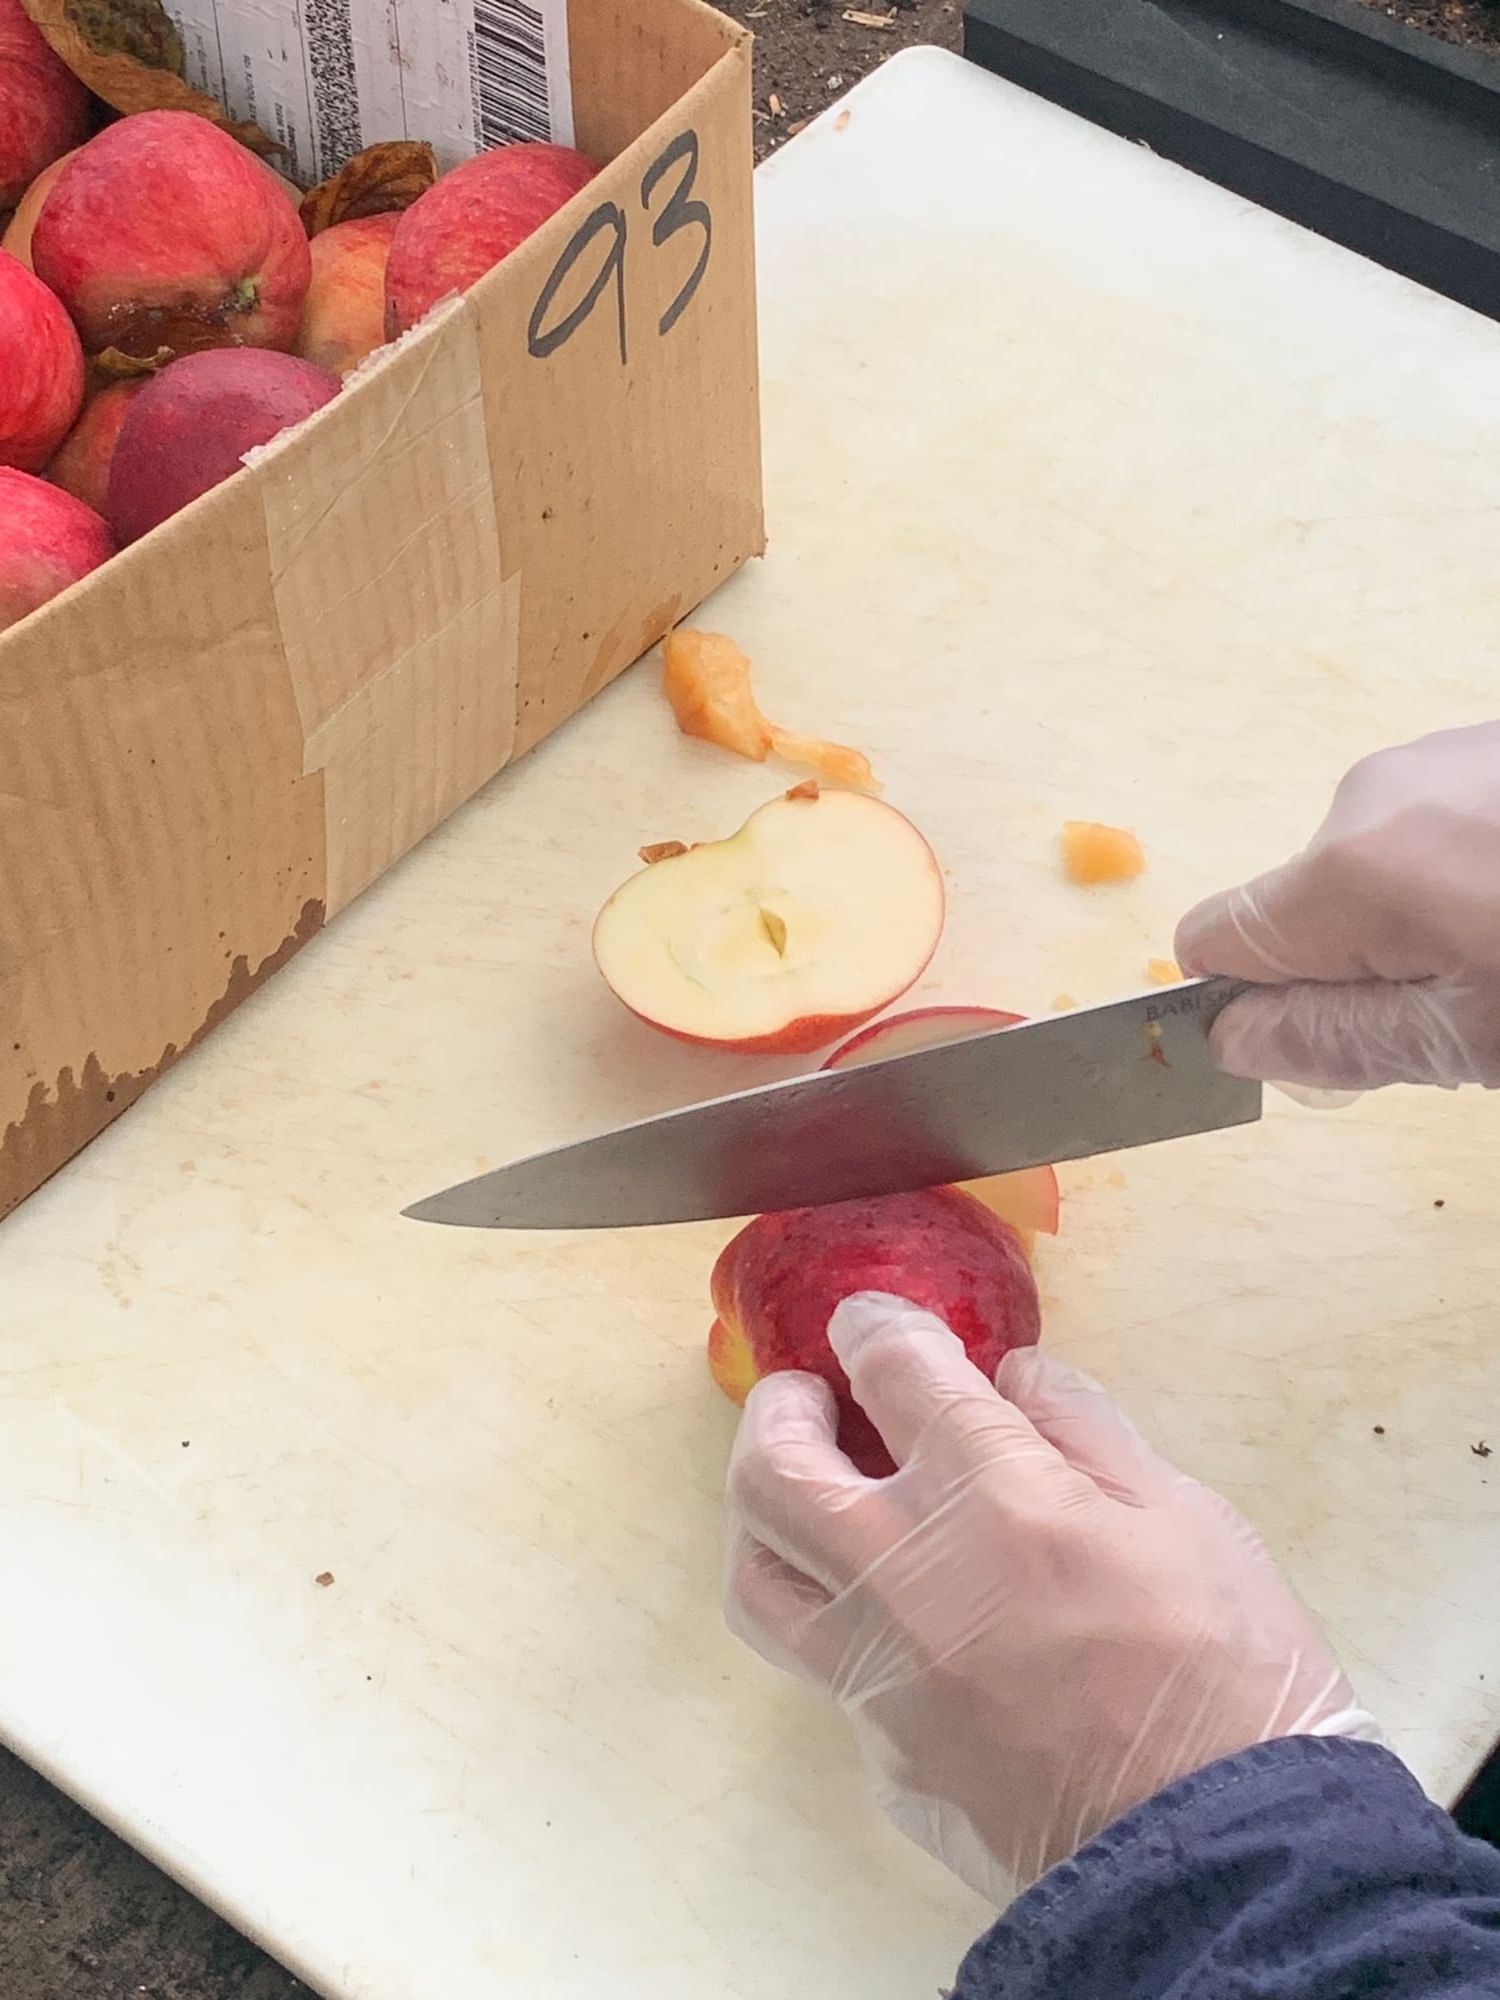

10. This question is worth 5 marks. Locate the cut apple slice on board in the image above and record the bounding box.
[822,1006,1061,1251]
[593,787,944,1054]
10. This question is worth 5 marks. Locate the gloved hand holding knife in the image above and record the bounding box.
[1179,721,1500,1091]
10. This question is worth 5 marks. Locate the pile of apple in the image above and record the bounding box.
[1,0,598,632]
[593,783,1061,1472]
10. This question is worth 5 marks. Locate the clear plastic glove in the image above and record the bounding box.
[1176,722,1500,1090]
[725,1293,1380,1904]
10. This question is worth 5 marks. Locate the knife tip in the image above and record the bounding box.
[401,1195,451,1225]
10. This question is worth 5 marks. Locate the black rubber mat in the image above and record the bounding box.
[962,0,1500,321]
[1456,1740,1500,1852]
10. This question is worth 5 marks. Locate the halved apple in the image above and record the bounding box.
[593,787,944,1054]
[822,1006,1061,1251]
[708,1186,1041,1476]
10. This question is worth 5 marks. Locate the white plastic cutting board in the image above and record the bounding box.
[2,48,1499,2000]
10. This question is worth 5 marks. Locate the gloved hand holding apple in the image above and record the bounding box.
[725,1292,1382,1905]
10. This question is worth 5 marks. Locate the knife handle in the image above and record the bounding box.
[1178,979,1363,1109]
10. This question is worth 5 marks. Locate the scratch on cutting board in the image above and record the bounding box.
[52,1401,181,1507]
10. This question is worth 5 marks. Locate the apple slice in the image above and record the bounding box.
[822,1006,1061,1251]
[593,787,944,1054]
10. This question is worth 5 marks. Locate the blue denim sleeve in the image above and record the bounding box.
[952,1736,1500,2000]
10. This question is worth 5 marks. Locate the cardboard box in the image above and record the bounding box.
[0,0,763,1219]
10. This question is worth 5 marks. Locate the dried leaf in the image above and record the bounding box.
[223,120,286,160]
[639,841,690,865]
[92,344,170,380]
[842,8,897,26]
[299,140,438,237]
[19,0,283,154]
[24,0,182,74]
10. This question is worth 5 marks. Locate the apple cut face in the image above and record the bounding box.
[593,789,945,1054]
[823,1005,1061,1248]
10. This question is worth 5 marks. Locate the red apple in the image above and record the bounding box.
[105,347,339,544]
[32,110,313,360]
[0,464,113,630]
[0,245,84,471]
[295,210,400,375]
[593,788,945,1054]
[0,0,91,210]
[46,377,144,513]
[822,1007,1061,1250]
[384,141,600,338]
[709,1185,1042,1476]
[2,144,77,270]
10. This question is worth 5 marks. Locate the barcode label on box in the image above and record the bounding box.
[163,0,573,187]
[472,0,551,146]
[303,0,361,180]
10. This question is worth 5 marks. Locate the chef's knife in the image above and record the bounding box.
[405,976,1260,1231]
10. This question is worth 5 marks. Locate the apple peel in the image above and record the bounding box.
[663,627,878,790]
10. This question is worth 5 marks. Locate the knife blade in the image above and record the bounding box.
[404,976,1260,1231]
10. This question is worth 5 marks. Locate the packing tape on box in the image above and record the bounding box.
[253,298,520,919]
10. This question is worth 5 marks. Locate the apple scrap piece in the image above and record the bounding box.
[1062,819,1146,886]
[662,627,878,789]
[708,1185,1042,1477]
[593,786,943,1053]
